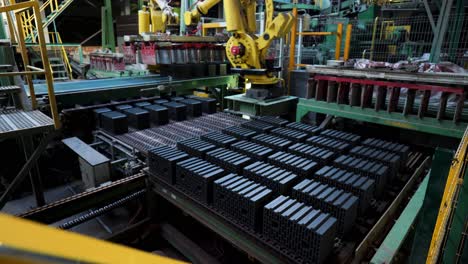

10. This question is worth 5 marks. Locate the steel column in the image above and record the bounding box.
[21,135,45,207]
[101,0,115,52]
[429,0,454,63]
[287,3,298,95]
[423,0,436,34]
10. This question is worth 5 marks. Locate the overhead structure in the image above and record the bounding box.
[185,0,294,100]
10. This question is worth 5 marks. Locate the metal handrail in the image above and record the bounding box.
[49,31,73,80]
[0,0,61,129]
[426,125,468,263]
[20,0,70,43]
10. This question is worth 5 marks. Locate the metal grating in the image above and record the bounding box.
[0,85,21,93]
[117,113,248,152]
[0,110,54,139]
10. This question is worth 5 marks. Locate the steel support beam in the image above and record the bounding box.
[21,135,45,207]
[430,0,454,63]
[0,132,54,209]
[448,0,464,62]
[423,0,436,34]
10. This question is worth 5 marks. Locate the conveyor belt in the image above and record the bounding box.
[0,110,54,139]
[28,75,170,96]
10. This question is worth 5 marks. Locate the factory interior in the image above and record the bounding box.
[1,0,468,263]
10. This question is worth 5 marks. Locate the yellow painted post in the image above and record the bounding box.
[32,1,61,129]
[335,23,343,60]
[287,3,298,95]
[14,12,37,109]
[344,24,352,61]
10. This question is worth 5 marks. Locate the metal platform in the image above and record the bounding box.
[0,110,54,139]
[0,85,20,93]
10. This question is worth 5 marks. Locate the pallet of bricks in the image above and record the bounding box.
[146,115,410,264]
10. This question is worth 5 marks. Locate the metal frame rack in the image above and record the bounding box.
[296,66,468,138]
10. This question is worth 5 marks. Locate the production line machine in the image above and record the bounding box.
[9,80,432,264]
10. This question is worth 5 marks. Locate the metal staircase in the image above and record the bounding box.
[20,0,75,43]
[0,0,59,209]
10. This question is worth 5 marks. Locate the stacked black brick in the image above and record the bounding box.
[222,126,257,140]
[93,95,217,134]
[201,132,238,148]
[252,134,293,151]
[176,157,225,204]
[148,146,189,184]
[231,140,274,160]
[333,155,389,194]
[306,135,352,153]
[292,179,358,235]
[268,152,319,177]
[145,117,411,264]
[270,127,309,142]
[244,161,299,194]
[256,116,289,127]
[286,122,321,135]
[314,166,375,212]
[362,138,410,162]
[264,196,337,264]
[206,148,252,174]
[241,120,275,133]
[214,174,273,231]
[177,138,216,158]
[320,129,361,144]
[349,145,401,179]
[288,143,336,165]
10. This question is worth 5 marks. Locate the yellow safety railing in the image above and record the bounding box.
[0,213,184,264]
[49,31,73,80]
[426,125,468,263]
[286,7,352,95]
[288,17,352,69]
[20,0,70,43]
[0,0,61,128]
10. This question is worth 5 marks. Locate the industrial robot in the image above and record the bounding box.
[185,0,294,100]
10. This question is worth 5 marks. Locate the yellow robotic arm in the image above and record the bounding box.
[185,0,294,99]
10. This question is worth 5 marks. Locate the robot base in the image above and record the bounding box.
[245,84,284,101]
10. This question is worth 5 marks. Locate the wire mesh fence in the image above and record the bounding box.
[295,13,468,68]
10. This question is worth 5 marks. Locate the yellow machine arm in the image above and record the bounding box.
[139,0,179,33]
[185,0,294,90]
